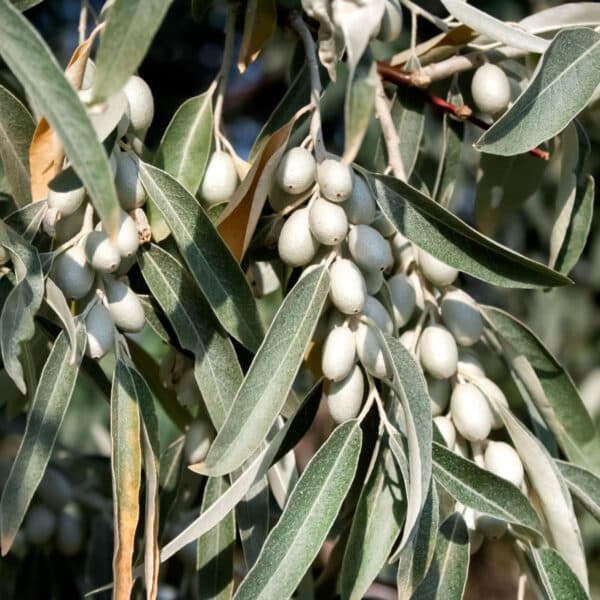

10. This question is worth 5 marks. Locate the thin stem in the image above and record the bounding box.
[290,12,326,163]
[399,0,450,32]
[213,2,239,152]
[470,440,485,468]
[78,1,88,44]
[410,10,417,55]
[374,78,407,180]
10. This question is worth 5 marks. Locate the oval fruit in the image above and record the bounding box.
[201,150,238,206]
[329,258,367,314]
[434,415,456,448]
[348,224,392,272]
[450,382,494,442]
[247,261,281,297]
[377,0,403,42]
[309,196,348,245]
[115,211,139,257]
[343,174,376,224]
[322,325,356,382]
[85,231,121,273]
[276,147,316,194]
[471,63,511,117]
[51,245,94,300]
[388,273,416,328]
[317,159,353,202]
[472,377,508,429]
[175,369,202,409]
[362,268,384,295]
[354,322,389,378]
[419,324,458,379]
[327,364,364,423]
[85,302,115,358]
[184,418,214,465]
[476,514,507,540]
[104,277,145,333]
[428,375,450,417]
[56,504,84,556]
[361,295,394,335]
[457,348,485,379]
[278,207,320,267]
[484,441,524,488]
[47,185,85,217]
[441,289,483,346]
[115,151,145,210]
[24,505,56,546]
[37,468,73,512]
[417,248,458,288]
[123,75,154,133]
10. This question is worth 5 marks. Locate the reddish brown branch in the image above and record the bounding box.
[377,61,550,161]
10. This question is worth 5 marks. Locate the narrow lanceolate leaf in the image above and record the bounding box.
[343,56,377,164]
[369,173,571,288]
[155,91,214,196]
[412,513,470,600]
[477,28,600,156]
[0,83,34,207]
[138,162,264,352]
[498,403,588,590]
[197,477,235,600]
[0,325,85,555]
[440,0,548,53]
[519,3,600,34]
[199,266,330,477]
[392,85,425,179]
[111,359,143,600]
[432,442,542,538]
[484,306,600,475]
[44,278,78,363]
[238,0,277,73]
[341,447,405,600]
[0,224,44,393]
[92,0,173,102]
[138,245,242,428]
[555,460,600,522]
[0,0,120,235]
[396,482,439,600]
[529,547,589,600]
[5,200,47,242]
[11,0,43,9]
[383,336,432,559]
[234,421,362,600]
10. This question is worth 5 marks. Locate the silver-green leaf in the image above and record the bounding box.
[529,546,589,600]
[555,459,600,522]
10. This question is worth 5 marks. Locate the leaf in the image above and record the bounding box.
[555,460,600,522]
[497,403,588,590]
[0,0,120,234]
[111,359,143,600]
[198,265,330,477]
[267,443,298,510]
[154,91,213,196]
[435,115,463,207]
[341,447,405,600]
[197,477,235,600]
[0,325,85,555]
[529,547,589,600]
[477,28,600,156]
[0,83,34,207]
[392,85,425,179]
[92,0,174,102]
[0,223,44,393]
[11,0,43,9]
[432,442,543,538]
[396,482,439,600]
[137,162,264,352]
[412,513,470,600]
[549,122,593,274]
[234,421,362,600]
[43,277,77,363]
[520,3,600,34]
[382,336,432,560]
[343,56,377,164]
[440,0,549,53]
[483,306,600,475]
[368,173,571,288]
[138,244,242,428]
[217,106,307,262]
[5,200,47,243]
[238,0,276,73]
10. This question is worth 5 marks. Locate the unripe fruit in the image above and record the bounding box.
[309,197,348,245]
[322,325,356,382]
[476,514,507,540]
[327,364,364,423]
[51,246,94,300]
[56,504,84,556]
[484,441,524,488]
[471,63,511,117]
[355,322,389,378]
[408,271,425,312]
[24,505,56,546]
[362,268,384,295]
[201,151,238,205]
[54,204,85,243]
[85,302,115,359]
[362,295,394,335]
[417,248,458,288]
[115,151,145,210]
[388,273,416,328]
[276,147,316,194]
[47,185,85,217]
[104,278,145,333]
[399,329,417,353]
[450,382,494,442]
[184,418,214,464]
[434,415,456,448]
[419,324,458,379]
[175,368,202,409]
[317,159,353,202]
[464,509,484,554]
[472,377,508,429]
[109,151,118,177]
[441,289,483,346]
[247,261,280,297]
[115,211,139,258]
[81,59,95,90]
[278,208,319,267]
[457,348,485,379]
[348,224,393,272]
[329,258,367,314]
[85,231,121,273]
[123,75,154,133]
[343,174,376,224]
[377,0,403,42]
[427,375,450,417]
[391,231,414,270]
[371,212,396,238]
[37,468,73,511]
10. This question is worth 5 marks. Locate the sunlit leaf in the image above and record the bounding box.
[238,0,276,73]
[555,460,600,522]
